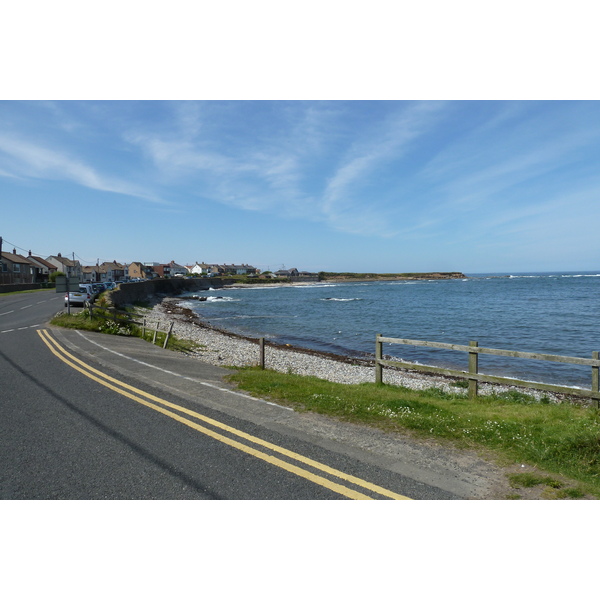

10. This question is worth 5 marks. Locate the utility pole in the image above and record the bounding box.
[66,271,71,315]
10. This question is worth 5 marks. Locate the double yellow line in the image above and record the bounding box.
[37,329,410,500]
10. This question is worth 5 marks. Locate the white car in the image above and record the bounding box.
[65,284,97,306]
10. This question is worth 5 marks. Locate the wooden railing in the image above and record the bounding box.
[86,303,173,349]
[375,334,600,405]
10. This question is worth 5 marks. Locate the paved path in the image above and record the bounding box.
[1,290,510,499]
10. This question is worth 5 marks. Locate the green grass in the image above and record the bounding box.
[0,287,53,296]
[50,309,202,354]
[227,366,600,497]
[508,473,563,488]
[506,474,585,499]
[506,472,587,499]
[50,310,109,333]
[134,326,203,354]
[552,488,586,499]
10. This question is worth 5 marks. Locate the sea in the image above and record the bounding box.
[179,272,600,390]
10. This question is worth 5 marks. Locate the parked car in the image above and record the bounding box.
[65,284,97,307]
[80,283,99,299]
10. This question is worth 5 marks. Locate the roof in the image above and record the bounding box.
[1,251,32,265]
[27,255,56,270]
[82,265,108,274]
[100,261,125,269]
[47,254,79,267]
[274,268,299,275]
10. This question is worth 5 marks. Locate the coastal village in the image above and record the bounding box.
[0,241,465,288]
[0,245,316,287]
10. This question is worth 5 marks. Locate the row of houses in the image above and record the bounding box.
[0,250,122,285]
[0,249,62,285]
[127,261,264,279]
[1,248,313,285]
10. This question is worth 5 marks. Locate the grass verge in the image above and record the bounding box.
[50,309,202,354]
[0,288,52,296]
[227,366,600,498]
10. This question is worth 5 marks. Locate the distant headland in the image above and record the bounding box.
[318,272,467,282]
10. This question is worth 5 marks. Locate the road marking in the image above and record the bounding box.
[74,330,291,410]
[0,310,15,316]
[39,330,371,499]
[38,329,410,500]
[1,325,41,334]
[19,305,33,310]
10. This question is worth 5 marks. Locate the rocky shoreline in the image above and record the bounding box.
[138,297,571,403]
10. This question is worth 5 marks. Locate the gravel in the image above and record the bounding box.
[139,297,568,402]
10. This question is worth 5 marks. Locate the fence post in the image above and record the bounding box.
[593,351,599,408]
[163,321,173,349]
[259,337,265,369]
[142,317,146,338]
[375,334,383,384]
[468,340,479,400]
[152,324,158,345]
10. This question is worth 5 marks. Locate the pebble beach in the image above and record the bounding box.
[140,297,566,402]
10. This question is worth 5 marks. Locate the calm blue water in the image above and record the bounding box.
[180,272,600,389]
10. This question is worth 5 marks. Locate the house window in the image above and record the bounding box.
[13,264,20,273]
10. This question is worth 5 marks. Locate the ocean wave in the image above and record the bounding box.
[321,297,362,302]
[185,295,239,303]
[225,285,281,290]
[206,296,238,302]
[211,314,298,320]
[295,283,339,288]
[506,273,600,279]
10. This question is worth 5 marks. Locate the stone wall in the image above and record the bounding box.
[108,278,233,306]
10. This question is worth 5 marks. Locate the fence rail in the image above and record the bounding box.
[86,303,173,349]
[375,334,600,405]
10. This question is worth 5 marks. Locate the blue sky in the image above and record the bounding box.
[2,100,599,274]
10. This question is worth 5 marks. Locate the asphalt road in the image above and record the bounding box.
[1,289,501,499]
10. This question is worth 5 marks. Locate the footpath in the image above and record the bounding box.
[49,326,516,500]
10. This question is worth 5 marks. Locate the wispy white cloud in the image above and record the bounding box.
[124,102,328,218]
[422,103,600,215]
[0,134,166,204]
[124,101,454,236]
[3,100,600,272]
[321,102,447,235]
[128,132,310,214]
[0,167,22,179]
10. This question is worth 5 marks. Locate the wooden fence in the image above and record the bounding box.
[375,334,600,406]
[86,303,173,349]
